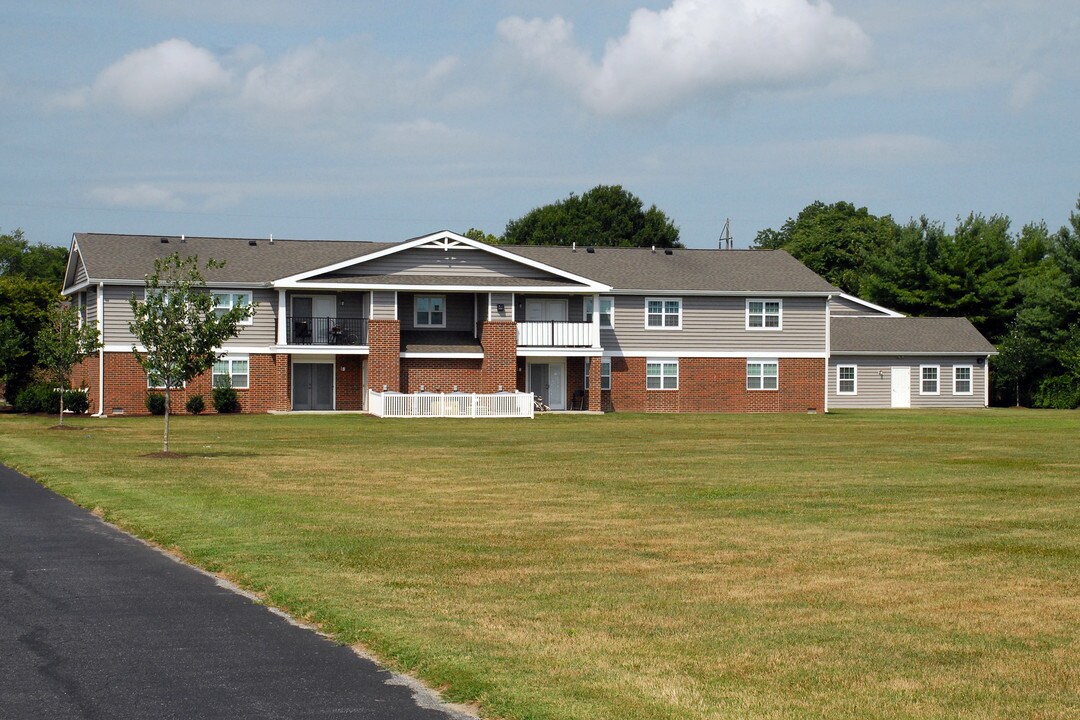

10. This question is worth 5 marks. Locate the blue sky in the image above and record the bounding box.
[2,1,1077,249]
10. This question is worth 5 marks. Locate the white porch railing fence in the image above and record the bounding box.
[516,321,594,347]
[368,391,535,419]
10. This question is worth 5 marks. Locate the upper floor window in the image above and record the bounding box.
[584,297,614,328]
[921,365,939,395]
[415,295,446,328]
[645,297,681,329]
[837,365,857,394]
[746,299,782,330]
[953,365,973,395]
[213,292,253,325]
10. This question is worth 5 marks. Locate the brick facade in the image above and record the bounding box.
[401,358,482,393]
[367,319,401,392]
[479,321,517,392]
[336,355,366,410]
[605,357,825,413]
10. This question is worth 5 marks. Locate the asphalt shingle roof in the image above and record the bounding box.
[831,317,997,354]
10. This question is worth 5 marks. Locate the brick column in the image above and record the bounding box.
[587,356,602,412]
[480,321,518,392]
[368,319,401,392]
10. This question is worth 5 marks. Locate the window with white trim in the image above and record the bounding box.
[921,365,939,395]
[584,297,614,328]
[837,365,857,395]
[213,292,253,325]
[147,371,183,389]
[746,299,782,330]
[585,358,612,391]
[213,354,250,389]
[646,358,678,390]
[747,359,779,390]
[414,295,446,328]
[645,298,681,329]
[953,365,972,395]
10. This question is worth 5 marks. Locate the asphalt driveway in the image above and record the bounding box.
[0,464,474,720]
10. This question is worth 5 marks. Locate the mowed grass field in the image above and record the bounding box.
[1,410,1078,719]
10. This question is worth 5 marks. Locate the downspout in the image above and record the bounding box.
[984,357,990,407]
[93,282,106,417]
[823,294,832,414]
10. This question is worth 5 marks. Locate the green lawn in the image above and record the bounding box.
[1,410,1078,719]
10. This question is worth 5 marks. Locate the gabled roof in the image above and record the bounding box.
[507,246,839,294]
[64,233,393,289]
[833,293,905,317]
[831,317,997,355]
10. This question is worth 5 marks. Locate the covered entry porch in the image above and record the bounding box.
[289,352,367,412]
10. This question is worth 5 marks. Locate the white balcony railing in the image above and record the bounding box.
[368,391,534,419]
[516,321,594,347]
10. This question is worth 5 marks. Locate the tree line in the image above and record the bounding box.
[754,199,1080,407]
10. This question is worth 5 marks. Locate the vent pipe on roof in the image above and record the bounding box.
[651,245,656,253]
[269,234,274,244]
[180,234,185,243]
[572,242,576,252]
[159,237,169,243]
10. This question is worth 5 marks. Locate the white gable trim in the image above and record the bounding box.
[836,293,905,317]
[61,234,84,295]
[273,230,611,292]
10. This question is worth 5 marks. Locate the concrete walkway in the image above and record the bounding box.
[0,464,475,720]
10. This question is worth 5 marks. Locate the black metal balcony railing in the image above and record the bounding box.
[288,317,368,345]
[515,321,594,348]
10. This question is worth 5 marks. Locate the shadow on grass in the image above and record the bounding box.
[141,451,263,459]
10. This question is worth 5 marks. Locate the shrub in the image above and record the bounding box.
[185,394,205,415]
[64,389,90,415]
[1032,375,1080,409]
[14,383,59,414]
[212,381,241,414]
[145,392,167,415]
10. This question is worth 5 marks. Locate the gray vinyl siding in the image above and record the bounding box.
[399,292,474,332]
[338,292,366,318]
[489,292,513,320]
[85,287,98,328]
[74,254,88,285]
[333,248,557,280]
[102,285,277,346]
[828,355,987,409]
[370,291,397,319]
[829,295,893,317]
[604,295,827,353]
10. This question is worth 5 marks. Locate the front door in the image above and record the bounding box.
[891,366,911,408]
[293,363,335,410]
[528,361,565,410]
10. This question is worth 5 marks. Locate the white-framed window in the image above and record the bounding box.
[953,365,973,395]
[585,358,612,391]
[584,296,614,328]
[837,365,857,395]
[213,354,250,389]
[147,371,184,389]
[746,299,782,330]
[747,359,779,390]
[213,292,253,325]
[414,295,446,328]
[646,358,678,390]
[645,297,682,329]
[920,365,939,395]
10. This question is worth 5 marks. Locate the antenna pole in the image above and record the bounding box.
[719,218,733,250]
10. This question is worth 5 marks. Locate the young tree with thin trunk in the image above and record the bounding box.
[34,302,100,426]
[129,254,253,453]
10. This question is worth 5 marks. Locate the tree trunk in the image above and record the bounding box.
[58,387,65,427]
[163,386,171,453]
[1015,381,1021,408]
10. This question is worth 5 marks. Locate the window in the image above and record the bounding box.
[213,355,250,389]
[645,298,681,329]
[213,292,253,325]
[954,365,973,395]
[584,296,614,327]
[837,365,857,395]
[147,371,183,389]
[585,358,612,391]
[921,365,939,395]
[414,295,445,328]
[746,299,782,330]
[646,359,678,390]
[747,360,779,390]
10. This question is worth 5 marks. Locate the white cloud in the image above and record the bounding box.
[87,183,186,210]
[1007,71,1047,112]
[240,40,342,113]
[498,0,870,116]
[60,39,230,117]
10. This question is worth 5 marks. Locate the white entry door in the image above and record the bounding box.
[525,298,567,322]
[529,361,566,410]
[891,366,911,408]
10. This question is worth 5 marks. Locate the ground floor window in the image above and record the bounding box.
[747,359,778,390]
[585,358,612,391]
[646,358,678,390]
[147,371,183,390]
[214,354,250,389]
[953,365,972,394]
[837,365,857,394]
[921,365,939,395]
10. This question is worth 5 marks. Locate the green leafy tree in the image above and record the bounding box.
[0,275,61,401]
[0,317,27,391]
[129,254,254,453]
[993,322,1045,406]
[502,185,681,247]
[34,303,101,426]
[0,228,69,284]
[463,228,500,244]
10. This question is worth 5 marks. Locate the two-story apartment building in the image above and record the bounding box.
[62,230,996,415]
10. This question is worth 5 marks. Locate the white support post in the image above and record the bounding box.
[591,293,601,349]
[277,289,287,345]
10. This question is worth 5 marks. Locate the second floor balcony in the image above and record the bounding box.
[288,316,368,346]
[516,321,594,348]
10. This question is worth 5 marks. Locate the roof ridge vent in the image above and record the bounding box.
[586,246,595,254]
[248,240,257,246]
[664,248,673,255]
[159,237,169,243]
